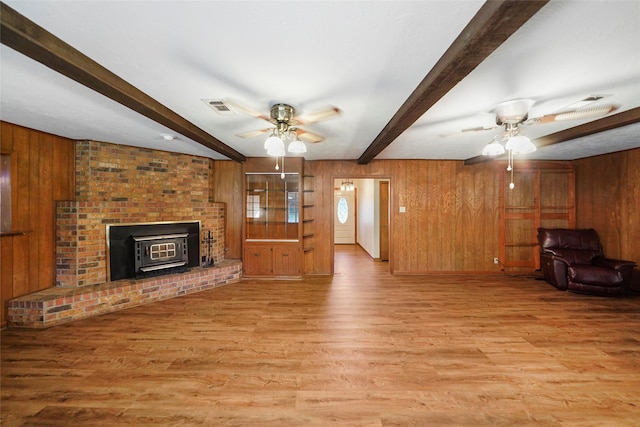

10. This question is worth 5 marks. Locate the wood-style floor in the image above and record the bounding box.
[2,245,640,426]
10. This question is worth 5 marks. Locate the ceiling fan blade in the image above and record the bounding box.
[295,128,325,143]
[527,104,619,125]
[294,106,341,125]
[439,124,497,138]
[237,128,272,139]
[224,98,271,122]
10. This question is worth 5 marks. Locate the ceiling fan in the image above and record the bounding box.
[224,99,342,144]
[471,97,618,190]
[449,96,619,139]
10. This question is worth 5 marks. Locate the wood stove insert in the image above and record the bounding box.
[107,221,200,281]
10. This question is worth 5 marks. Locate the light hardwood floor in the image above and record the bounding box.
[2,245,640,426]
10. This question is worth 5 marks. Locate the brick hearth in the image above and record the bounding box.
[7,260,241,328]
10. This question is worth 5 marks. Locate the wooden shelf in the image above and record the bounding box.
[0,230,29,237]
[302,169,315,272]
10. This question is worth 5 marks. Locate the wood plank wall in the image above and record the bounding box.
[215,158,548,276]
[303,160,503,274]
[211,160,243,259]
[220,157,637,277]
[575,148,640,265]
[0,122,75,327]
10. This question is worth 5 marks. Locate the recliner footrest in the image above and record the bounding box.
[568,264,622,287]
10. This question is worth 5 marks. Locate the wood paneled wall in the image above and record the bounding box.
[179,152,640,278]
[575,148,640,264]
[211,160,243,259]
[0,122,75,326]
[304,159,503,274]
[214,158,515,275]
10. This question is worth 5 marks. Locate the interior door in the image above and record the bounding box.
[334,191,355,244]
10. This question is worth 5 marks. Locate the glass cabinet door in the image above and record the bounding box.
[246,173,299,240]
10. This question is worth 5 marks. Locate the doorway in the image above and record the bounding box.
[333,178,390,271]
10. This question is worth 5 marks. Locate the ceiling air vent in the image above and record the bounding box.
[202,99,236,115]
[563,95,608,110]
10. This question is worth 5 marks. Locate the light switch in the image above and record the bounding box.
[399,206,406,213]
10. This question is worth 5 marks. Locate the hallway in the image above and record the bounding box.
[333,244,389,277]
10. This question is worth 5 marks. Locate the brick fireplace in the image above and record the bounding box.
[7,140,242,327]
[55,201,224,287]
[55,141,227,287]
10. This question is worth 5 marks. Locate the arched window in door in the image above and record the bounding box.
[337,197,349,224]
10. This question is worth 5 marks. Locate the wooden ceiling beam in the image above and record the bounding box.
[0,2,246,162]
[464,107,640,165]
[357,0,549,164]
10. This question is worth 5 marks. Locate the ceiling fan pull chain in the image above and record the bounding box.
[281,155,285,179]
[509,150,515,190]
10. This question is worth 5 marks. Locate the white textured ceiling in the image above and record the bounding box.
[1,1,639,162]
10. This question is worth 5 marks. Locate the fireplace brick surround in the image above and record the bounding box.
[55,201,224,287]
[7,140,242,328]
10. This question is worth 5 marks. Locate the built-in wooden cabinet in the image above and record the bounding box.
[273,244,302,275]
[243,157,304,277]
[243,242,302,276]
[500,162,575,272]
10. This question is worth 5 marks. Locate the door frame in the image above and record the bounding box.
[379,180,389,261]
[331,177,392,273]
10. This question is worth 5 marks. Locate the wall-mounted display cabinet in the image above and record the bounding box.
[245,173,300,240]
[243,157,305,277]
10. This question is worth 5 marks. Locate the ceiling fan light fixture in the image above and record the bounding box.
[288,137,307,154]
[264,132,282,150]
[266,136,285,157]
[482,141,506,156]
[505,134,536,154]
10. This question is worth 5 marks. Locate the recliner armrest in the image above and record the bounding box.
[592,256,637,271]
[540,252,569,290]
[540,248,574,266]
[541,249,568,263]
[542,248,599,265]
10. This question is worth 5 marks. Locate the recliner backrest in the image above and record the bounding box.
[538,228,602,252]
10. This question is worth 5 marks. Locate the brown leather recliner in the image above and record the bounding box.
[537,228,637,297]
